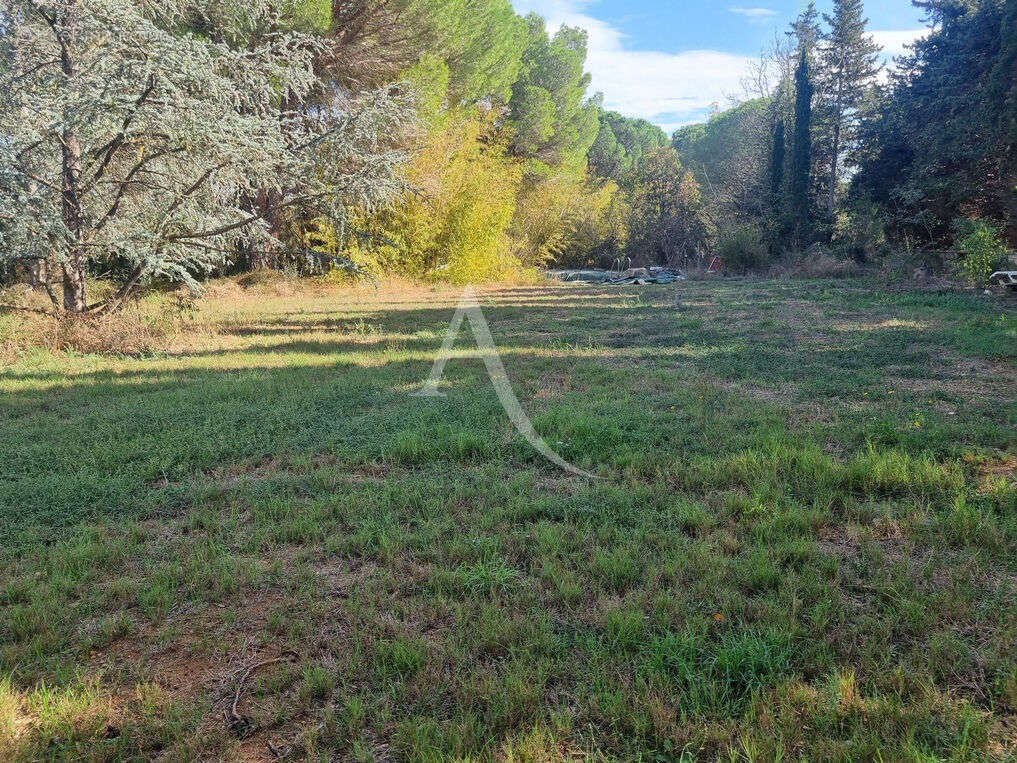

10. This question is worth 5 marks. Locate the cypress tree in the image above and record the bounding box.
[788,2,821,55]
[790,48,814,247]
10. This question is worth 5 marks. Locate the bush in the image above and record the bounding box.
[834,196,888,262]
[1,285,186,358]
[952,219,1010,286]
[627,148,713,268]
[717,225,769,274]
[770,248,864,279]
[517,177,630,269]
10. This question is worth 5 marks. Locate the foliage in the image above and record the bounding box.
[833,195,888,262]
[628,147,713,267]
[508,175,583,267]
[0,0,411,313]
[4,0,1013,293]
[588,111,668,181]
[440,0,528,104]
[559,181,631,267]
[323,0,525,103]
[788,1,822,56]
[717,225,770,274]
[338,7,634,279]
[769,118,787,201]
[853,0,1017,246]
[673,100,771,222]
[952,219,1011,285]
[814,0,882,214]
[507,16,600,172]
[349,112,523,283]
[790,48,815,248]
[512,177,630,268]
[988,0,1017,154]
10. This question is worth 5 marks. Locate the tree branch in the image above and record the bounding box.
[0,303,58,317]
[92,148,184,232]
[82,74,159,193]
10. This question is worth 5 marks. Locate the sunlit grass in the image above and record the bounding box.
[0,276,1014,759]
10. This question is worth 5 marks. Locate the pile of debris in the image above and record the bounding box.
[990,270,1017,289]
[548,267,685,286]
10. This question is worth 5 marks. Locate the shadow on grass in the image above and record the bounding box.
[1,282,1013,536]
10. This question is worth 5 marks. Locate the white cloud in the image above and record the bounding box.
[870,28,928,57]
[511,0,753,133]
[728,7,778,20]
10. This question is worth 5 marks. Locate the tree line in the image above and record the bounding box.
[674,0,1017,279]
[0,0,694,313]
[1,0,1015,315]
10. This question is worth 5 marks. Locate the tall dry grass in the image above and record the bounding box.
[0,290,186,360]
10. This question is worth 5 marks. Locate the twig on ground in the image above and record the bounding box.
[267,740,294,759]
[225,651,298,737]
[0,303,57,317]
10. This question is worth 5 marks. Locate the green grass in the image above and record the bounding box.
[0,277,1015,760]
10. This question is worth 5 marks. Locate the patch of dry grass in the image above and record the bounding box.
[772,252,866,279]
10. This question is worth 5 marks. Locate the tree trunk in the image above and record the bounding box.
[248,189,281,270]
[59,1,87,313]
[61,256,87,312]
[828,73,844,216]
[29,260,44,289]
[828,117,841,215]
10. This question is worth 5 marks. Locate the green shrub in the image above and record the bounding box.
[952,219,1010,285]
[717,224,769,274]
[834,195,888,262]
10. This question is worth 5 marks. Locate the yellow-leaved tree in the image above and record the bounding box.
[344,57,524,283]
[510,173,630,268]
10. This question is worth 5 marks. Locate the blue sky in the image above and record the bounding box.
[510,1,928,134]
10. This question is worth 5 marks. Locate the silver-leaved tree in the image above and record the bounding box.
[0,0,411,313]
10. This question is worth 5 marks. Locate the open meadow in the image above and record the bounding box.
[1,277,1016,761]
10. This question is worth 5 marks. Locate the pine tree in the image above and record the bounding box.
[818,0,882,213]
[788,2,822,55]
[790,48,814,246]
[508,16,600,170]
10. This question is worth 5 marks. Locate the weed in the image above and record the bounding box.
[375,638,426,679]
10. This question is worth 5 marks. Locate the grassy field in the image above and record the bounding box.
[1,277,1015,761]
